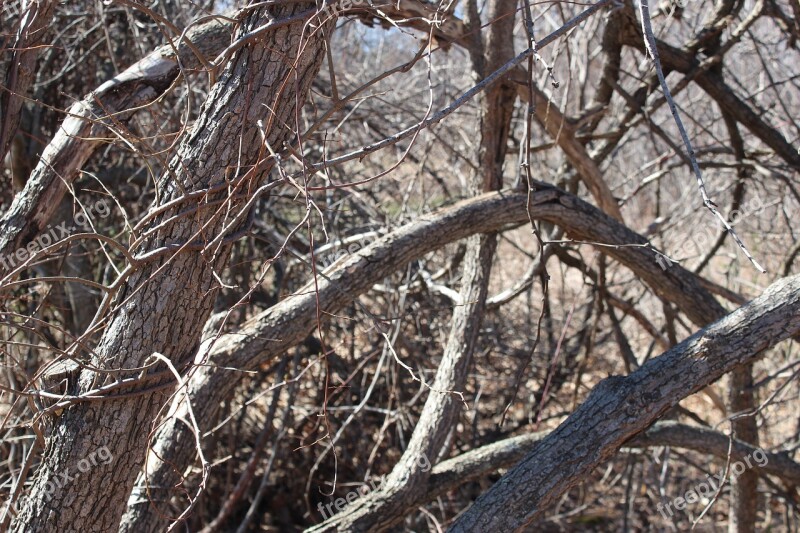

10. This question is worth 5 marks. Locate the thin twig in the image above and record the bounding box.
[636,0,765,273]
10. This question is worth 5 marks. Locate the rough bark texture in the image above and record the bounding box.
[2,0,793,529]
[449,274,800,531]
[0,16,231,278]
[306,236,498,533]
[125,182,732,530]
[10,4,328,531]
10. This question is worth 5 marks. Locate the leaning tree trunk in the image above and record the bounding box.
[10,4,329,531]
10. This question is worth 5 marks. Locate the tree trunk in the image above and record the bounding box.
[10,4,328,531]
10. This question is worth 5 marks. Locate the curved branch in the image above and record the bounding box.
[125,184,729,530]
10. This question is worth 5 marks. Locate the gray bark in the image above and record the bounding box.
[10,4,328,531]
[125,183,731,530]
[449,273,800,531]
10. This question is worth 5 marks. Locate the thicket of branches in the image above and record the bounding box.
[1,0,800,531]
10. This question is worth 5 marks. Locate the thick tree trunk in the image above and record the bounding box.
[2,1,793,530]
[10,4,328,531]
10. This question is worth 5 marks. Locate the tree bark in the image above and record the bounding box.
[0,0,461,278]
[10,4,328,531]
[305,0,520,529]
[724,112,761,533]
[449,273,800,531]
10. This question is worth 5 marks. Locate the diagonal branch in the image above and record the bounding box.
[449,273,800,531]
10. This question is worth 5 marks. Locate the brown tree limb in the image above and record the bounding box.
[509,74,625,222]
[617,6,800,172]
